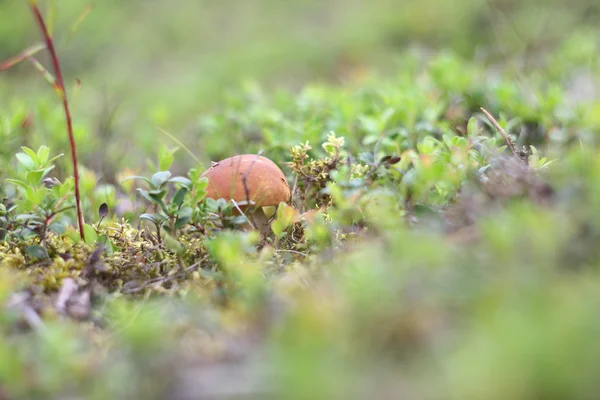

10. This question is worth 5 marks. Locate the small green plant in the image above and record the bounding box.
[0,1,95,241]
[287,132,346,209]
[123,169,194,242]
[3,146,73,254]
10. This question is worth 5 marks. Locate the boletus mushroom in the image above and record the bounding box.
[200,154,291,235]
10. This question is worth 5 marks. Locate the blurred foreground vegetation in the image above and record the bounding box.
[1,0,600,399]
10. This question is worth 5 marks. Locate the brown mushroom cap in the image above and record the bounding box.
[200,154,290,207]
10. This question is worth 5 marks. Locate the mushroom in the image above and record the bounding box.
[200,154,291,235]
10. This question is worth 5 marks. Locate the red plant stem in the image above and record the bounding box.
[30,3,85,241]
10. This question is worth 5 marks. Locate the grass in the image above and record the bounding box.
[1,1,600,399]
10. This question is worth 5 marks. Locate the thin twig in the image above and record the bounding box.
[480,107,528,163]
[232,200,255,230]
[276,249,308,257]
[0,42,46,71]
[122,261,203,294]
[480,107,518,155]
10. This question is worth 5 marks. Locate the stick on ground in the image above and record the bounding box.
[480,107,528,164]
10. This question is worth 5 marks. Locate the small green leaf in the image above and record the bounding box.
[158,146,177,171]
[231,215,248,225]
[137,188,156,204]
[192,178,208,203]
[148,189,168,201]
[175,215,191,230]
[15,214,44,223]
[174,207,193,229]
[37,145,50,164]
[65,227,81,243]
[15,153,36,170]
[195,177,209,190]
[467,117,479,137]
[83,224,99,244]
[5,179,28,190]
[154,213,169,224]
[140,213,157,223]
[25,245,48,260]
[173,187,188,207]
[168,176,193,187]
[26,169,46,186]
[21,146,39,165]
[49,221,66,234]
[41,165,56,181]
[272,202,299,237]
[164,234,185,254]
[150,171,172,188]
[122,175,152,185]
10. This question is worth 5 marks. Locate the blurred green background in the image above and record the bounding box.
[1,0,599,175]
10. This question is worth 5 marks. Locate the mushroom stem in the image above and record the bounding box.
[249,207,271,237]
[232,205,271,237]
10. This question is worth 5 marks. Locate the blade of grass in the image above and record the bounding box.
[62,4,95,47]
[156,126,202,165]
[29,0,86,240]
[46,0,57,36]
[0,43,46,71]
[27,57,57,87]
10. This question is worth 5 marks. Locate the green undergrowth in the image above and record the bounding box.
[2,44,600,399]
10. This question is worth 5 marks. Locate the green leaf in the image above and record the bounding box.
[150,171,172,188]
[140,213,157,223]
[15,214,44,223]
[83,224,99,244]
[122,175,152,186]
[49,221,66,234]
[65,227,81,243]
[137,188,156,204]
[195,177,209,191]
[164,234,185,254]
[26,169,46,186]
[40,165,56,181]
[467,116,479,137]
[154,213,169,224]
[37,145,50,164]
[174,207,193,229]
[146,190,168,213]
[158,146,177,171]
[148,189,168,201]
[173,187,188,207]
[21,146,39,165]
[168,176,192,187]
[25,245,48,260]
[5,179,29,190]
[192,178,208,203]
[272,202,299,237]
[231,215,248,225]
[15,153,36,170]
[175,215,191,230]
